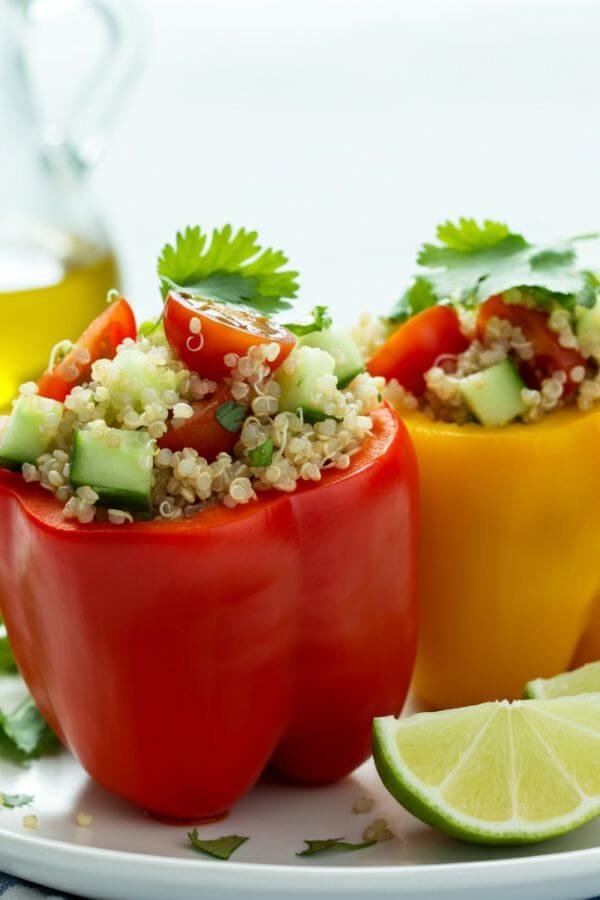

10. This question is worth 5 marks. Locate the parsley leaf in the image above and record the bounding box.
[296,837,376,857]
[284,305,332,336]
[2,793,33,809]
[411,217,599,311]
[158,226,299,315]
[0,697,58,761]
[388,277,438,324]
[249,437,274,468]
[188,829,248,860]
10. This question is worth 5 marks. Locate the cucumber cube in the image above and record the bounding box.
[276,346,337,422]
[0,395,64,469]
[110,348,176,411]
[459,359,526,427]
[575,301,600,342]
[300,328,364,387]
[70,428,155,512]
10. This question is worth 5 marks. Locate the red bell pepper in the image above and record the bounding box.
[0,406,418,820]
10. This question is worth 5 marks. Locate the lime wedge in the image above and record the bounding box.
[373,695,600,845]
[525,661,600,699]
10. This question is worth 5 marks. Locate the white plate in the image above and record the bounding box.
[0,678,598,900]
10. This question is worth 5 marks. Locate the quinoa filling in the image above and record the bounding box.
[360,219,600,427]
[0,330,382,525]
[370,300,600,425]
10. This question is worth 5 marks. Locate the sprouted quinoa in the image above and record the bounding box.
[1,331,383,525]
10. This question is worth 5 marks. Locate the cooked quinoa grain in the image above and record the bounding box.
[362,818,394,842]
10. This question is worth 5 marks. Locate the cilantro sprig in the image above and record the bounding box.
[158,226,299,315]
[296,837,376,857]
[389,218,599,320]
[284,305,332,336]
[1,793,33,809]
[0,697,58,763]
[188,829,248,860]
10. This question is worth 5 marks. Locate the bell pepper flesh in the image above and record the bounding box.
[0,406,418,819]
[404,405,600,710]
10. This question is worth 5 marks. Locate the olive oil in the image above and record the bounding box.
[0,233,119,410]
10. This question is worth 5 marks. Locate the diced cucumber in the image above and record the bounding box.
[299,328,364,387]
[0,395,64,469]
[459,359,526,427]
[276,346,337,422]
[70,428,155,512]
[110,348,176,410]
[575,301,600,342]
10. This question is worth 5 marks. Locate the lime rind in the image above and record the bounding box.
[373,697,600,846]
[524,661,600,700]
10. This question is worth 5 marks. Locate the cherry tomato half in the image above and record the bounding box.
[477,295,586,396]
[164,291,296,381]
[38,297,137,402]
[158,382,239,460]
[367,306,469,397]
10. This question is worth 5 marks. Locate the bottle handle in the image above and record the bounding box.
[28,0,142,177]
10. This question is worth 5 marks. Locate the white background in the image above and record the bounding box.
[35,0,600,321]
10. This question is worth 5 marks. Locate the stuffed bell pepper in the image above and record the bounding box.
[0,226,418,819]
[363,218,600,709]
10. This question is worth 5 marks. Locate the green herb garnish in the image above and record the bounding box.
[188,829,248,860]
[215,401,246,434]
[0,697,57,761]
[138,317,163,338]
[296,837,376,857]
[158,226,299,314]
[393,218,599,316]
[249,437,274,468]
[388,277,438,324]
[2,793,33,809]
[284,305,332,336]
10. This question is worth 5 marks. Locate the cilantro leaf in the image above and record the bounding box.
[0,697,58,760]
[158,226,299,314]
[284,305,332,336]
[216,401,246,434]
[411,218,599,311]
[2,793,33,809]
[296,837,376,857]
[138,317,163,338]
[436,218,514,252]
[249,437,274,468]
[388,277,438,324]
[188,829,248,860]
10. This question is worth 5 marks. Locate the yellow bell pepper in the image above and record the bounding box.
[403,404,600,710]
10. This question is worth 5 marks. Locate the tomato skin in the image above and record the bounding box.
[38,298,137,401]
[477,295,586,396]
[158,383,238,459]
[0,406,417,819]
[367,306,469,397]
[164,291,296,381]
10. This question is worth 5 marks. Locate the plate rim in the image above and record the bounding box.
[1,823,599,880]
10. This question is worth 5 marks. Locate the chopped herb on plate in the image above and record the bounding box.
[296,837,376,857]
[188,829,249,860]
